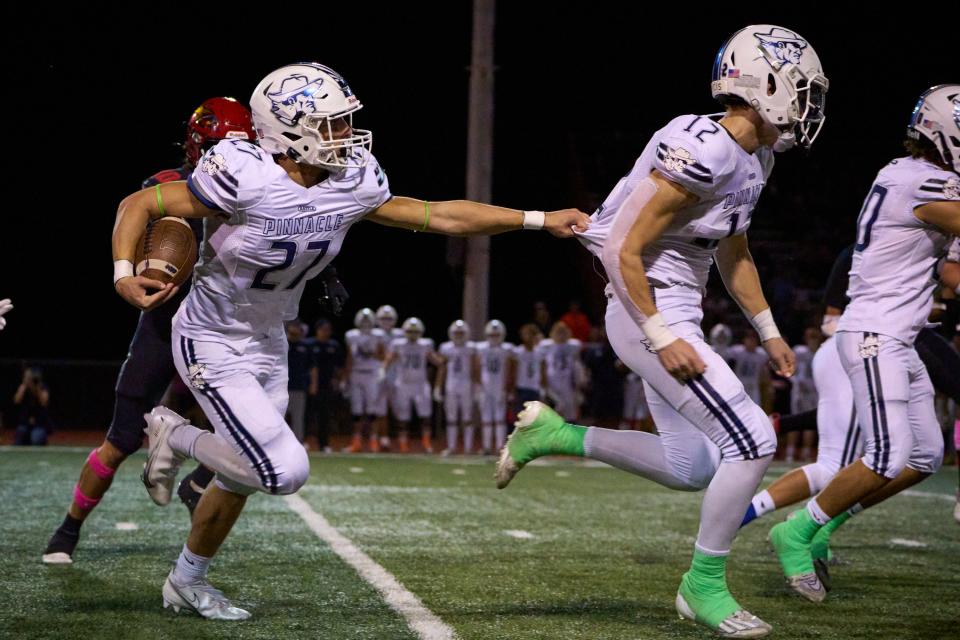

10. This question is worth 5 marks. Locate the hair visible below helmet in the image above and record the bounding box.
[485,320,506,344]
[709,323,733,348]
[354,308,375,331]
[448,320,470,344]
[250,62,372,170]
[402,317,425,338]
[711,25,828,149]
[184,97,256,167]
[908,85,960,174]
[376,305,399,329]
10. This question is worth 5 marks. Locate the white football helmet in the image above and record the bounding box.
[908,85,960,174]
[354,308,375,331]
[711,25,828,149]
[402,317,425,339]
[709,323,733,348]
[484,320,506,345]
[376,305,398,330]
[448,320,470,345]
[250,62,372,170]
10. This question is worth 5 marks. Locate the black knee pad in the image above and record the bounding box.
[106,393,153,455]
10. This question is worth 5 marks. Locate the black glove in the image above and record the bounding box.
[318,266,349,316]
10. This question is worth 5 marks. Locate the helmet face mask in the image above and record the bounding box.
[484,320,506,345]
[354,308,375,332]
[448,320,470,345]
[376,305,398,330]
[251,63,373,170]
[711,25,829,149]
[402,317,424,340]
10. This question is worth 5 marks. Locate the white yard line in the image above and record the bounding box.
[901,489,954,503]
[284,494,457,640]
[504,530,535,539]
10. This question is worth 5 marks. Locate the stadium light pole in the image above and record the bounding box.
[462,0,495,338]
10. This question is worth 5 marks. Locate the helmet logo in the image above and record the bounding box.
[944,177,960,201]
[268,74,328,126]
[753,27,807,70]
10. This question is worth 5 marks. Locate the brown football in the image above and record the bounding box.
[135,217,198,287]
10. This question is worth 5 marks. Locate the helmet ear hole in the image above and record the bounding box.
[767,73,777,97]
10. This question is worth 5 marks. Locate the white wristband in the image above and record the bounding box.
[750,308,781,342]
[641,312,679,351]
[113,259,135,284]
[522,210,545,230]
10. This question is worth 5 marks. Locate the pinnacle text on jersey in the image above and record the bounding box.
[722,183,764,209]
[262,213,345,236]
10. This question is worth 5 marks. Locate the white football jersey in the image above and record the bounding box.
[173,139,391,345]
[577,114,774,292]
[838,157,959,343]
[537,339,582,388]
[513,345,545,390]
[728,345,767,386]
[346,329,384,376]
[475,341,515,392]
[792,345,815,390]
[439,342,475,390]
[391,337,434,385]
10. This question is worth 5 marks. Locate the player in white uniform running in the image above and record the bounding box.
[770,84,960,603]
[537,322,583,420]
[512,323,547,412]
[496,26,828,636]
[344,308,386,452]
[111,62,589,620]
[474,320,514,454]
[436,320,477,454]
[375,304,404,450]
[727,333,768,406]
[384,317,440,453]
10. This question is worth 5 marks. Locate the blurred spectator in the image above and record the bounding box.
[307,318,344,453]
[286,320,315,444]
[560,300,592,342]
[728,333,768,406]
[538,321,582,420]
[512,323,546,415]
[14,366,51,446]
[531,301,553,337]
[581,325,623,428]
[785,327,822,462]
[620,371,652,432]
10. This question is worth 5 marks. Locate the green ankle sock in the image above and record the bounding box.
[811,510,851,560]
[678,550,740,628]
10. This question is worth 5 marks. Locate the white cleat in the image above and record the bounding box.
[786,572,827,603]
[142,406,189,506]
[41,552,73,565]
[162,571,251,620]
[676,593,772,638]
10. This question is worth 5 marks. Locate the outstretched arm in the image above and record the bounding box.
[367,197,590,238]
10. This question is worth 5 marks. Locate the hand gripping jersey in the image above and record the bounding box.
[513,345,545,391]
[577,114,774,293]
[174,140,391,345]
[392,337,435,385]
[475,341,514,393]
[440,342,475,391]
[346,329,383,377]
[838,157,959,344]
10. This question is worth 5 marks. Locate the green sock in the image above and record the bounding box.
[770,509,822,577]
[811,510,851,561]
[554,422,587,457]
[678,550,740,629]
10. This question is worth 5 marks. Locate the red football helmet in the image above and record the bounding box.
[184,97,256,166]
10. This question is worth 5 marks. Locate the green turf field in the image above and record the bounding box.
[1,447,956,639]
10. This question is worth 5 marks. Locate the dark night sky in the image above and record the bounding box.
[2,4,957,362]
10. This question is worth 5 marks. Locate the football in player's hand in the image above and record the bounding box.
[135,217,198,286]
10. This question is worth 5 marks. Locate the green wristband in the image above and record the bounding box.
[155,184,167,217]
